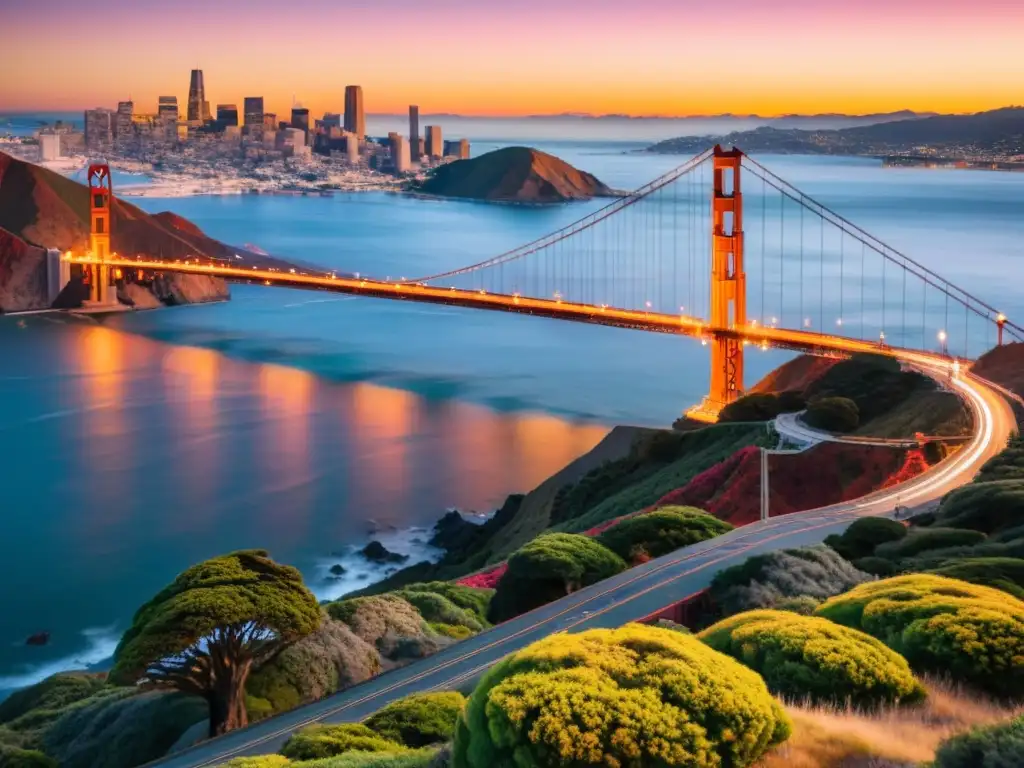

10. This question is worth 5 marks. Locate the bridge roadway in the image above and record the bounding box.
[150,358,1015,768]
[67,254,952,360]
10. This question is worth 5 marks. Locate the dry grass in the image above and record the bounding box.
[759,678,1023,768]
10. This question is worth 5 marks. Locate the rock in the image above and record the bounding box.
[356,573,369,581]
[360,541,409,564]
[25,631,50,646]
[329,564,346,576]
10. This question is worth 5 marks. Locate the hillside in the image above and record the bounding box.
[648,106,1024,156]
[416,146,614,203]
[0,151,235,311]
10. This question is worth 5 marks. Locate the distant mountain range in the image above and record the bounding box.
[647,107,1024,157]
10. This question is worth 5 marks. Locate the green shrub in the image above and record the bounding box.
[803,353,931,423]
[221,757,292,768]
[452,623,790,768]
[815,574,1024,697]
[597,506,732,562]
[804,396,860,433]
[364,692,465,748]
[298,749,440,767]
[933,714,1024,767]
[824,517,907,561]
[853,556,900,576]
[709,545,871,618]
[928,557,1024,599]
[394,591,483,633]
[930,480,1024,534]
[0,744,58,768]
[922,440,949,465]
[874,527,987,560]
[976,434,1024,482]
[0,674,107,726]
[773,595,822,615]
[247,618,381,717]
[280,723,405,761]
[719,393,786,422]
[427,623,474,640]
[396,583,493,625]
[42,690,207,768]
[699,610,925,708]
[487,533,626,623]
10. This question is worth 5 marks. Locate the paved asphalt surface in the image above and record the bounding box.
[775,411,917,447]
[153,365,1016,767]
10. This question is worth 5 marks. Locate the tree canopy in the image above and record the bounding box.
[364,692,466,748]
[487,533,626,622]
[452,623,790,768]
[110,550,322,736]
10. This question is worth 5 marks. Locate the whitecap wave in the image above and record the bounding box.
[311,526,445,603]
[0,626,120,694]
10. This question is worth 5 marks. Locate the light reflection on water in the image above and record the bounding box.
[0,318,608,686]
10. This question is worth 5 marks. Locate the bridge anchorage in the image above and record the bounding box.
[62,145,1022,423]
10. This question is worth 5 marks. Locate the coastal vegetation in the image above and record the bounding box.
[596,505,732,562]
[815,574,1024,697]
[109,550,322,736]
[452,624,790,768]
[698,610,926,708]
[486,533,626,623]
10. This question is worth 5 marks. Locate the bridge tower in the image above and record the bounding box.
[708,146,746,410]
[86,162,116,305]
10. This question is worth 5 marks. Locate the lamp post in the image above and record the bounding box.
[938,330,948,356]
[997,313,1007,346]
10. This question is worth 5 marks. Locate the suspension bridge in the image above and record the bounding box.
[68,148,1022,422]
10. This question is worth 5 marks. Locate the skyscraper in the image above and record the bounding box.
[84,108,114,149]
[115,101,134,142]
[187,69,206,122]
[158,96,178,123]
[243,97,264,127]
[409,105,420,161]
[344,85,365,138]
[426,125,443,158]
[217,104,239,126]
[291,107,310,136]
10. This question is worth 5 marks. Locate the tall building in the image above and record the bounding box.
[84,108,114,149]
[39,131,61,161]
[115,101,134,142]
[389,133,411,173]
[322,113,342,129]
[425,125,443,158]
[444,138,470,160]
[263,113,278,130]
[202,100,211,122]
[157,96,178,123]
[187,69,206,122]
[409,105,420,160]
[291,107,310,136]
[243,97,264,127]
[344,85,365,138]
[217,104,239,126]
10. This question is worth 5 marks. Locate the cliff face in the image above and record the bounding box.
[418,146,614,203]
[0,152,229,310]
[0,227,49,312]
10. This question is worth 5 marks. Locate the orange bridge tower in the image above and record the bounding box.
[708,145,746,411]
[87,162,115,305]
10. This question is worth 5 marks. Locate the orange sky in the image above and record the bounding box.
[4,0,1023,117]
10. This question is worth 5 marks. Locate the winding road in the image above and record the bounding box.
[152,360,1016,767]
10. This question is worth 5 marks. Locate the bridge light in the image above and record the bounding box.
[938,330,947,342]
[803,317,811,328]
[264,280,271,286]
[701,338,708,346]
[771,317,778,327]
[479,289,487,295]
[997,312,1007,324]
[879,331,886,344]
[836,318,843,327]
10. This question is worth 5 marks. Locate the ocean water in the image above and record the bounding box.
[1,133,1023,693]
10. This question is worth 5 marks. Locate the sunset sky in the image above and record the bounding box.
[4,0,1023,117]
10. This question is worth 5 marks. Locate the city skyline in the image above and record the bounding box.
[3,0,1023,117]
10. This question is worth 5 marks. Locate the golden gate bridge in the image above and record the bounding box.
[69,147,1022,421]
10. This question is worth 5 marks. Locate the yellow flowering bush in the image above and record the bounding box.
[699,610,925,707]
[815,574,1024,696]
[452,623,790,768]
